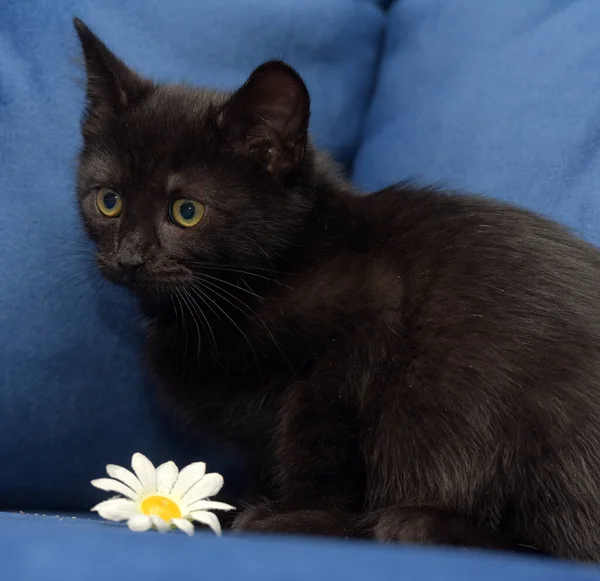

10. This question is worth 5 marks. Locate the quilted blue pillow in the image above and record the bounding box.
[0,0,384,510]
[355,0,600,247]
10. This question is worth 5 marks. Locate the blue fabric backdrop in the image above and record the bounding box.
[355,0,600,247]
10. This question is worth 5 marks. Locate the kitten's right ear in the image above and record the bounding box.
[219,61,310,179]
[73,18,151,121]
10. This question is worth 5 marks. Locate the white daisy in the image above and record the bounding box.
[91,453,235,536]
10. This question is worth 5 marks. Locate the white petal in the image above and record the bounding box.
[170,462,206,498]
[91,478,138,501]
[156,461,179,494]
[151,515,172,534]
[172,518,195,536]
[185,500,235,513]
[181,473,223,505]
[131,453,156,493]
[190,510,222,536]
[106,464,143,494]
[127,514,153,532]
[92,499,138,522]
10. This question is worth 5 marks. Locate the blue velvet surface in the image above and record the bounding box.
[0,0,384,510]
[355,0,600,246]
[2,512,599,581]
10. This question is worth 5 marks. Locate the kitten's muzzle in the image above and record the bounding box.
[116,250,146,282]
[99,250,190,291]
[116,247,147,283]
[118,260,143,283]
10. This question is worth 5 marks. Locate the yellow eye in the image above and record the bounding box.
[96,187,122,217]
[169,199,205,228]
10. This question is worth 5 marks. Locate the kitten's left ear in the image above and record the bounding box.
[220,61,310,178]
[74,18,151,122]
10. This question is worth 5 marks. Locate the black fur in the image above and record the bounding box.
[74,18,600,561]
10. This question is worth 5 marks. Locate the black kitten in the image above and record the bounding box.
[74,18,600,561]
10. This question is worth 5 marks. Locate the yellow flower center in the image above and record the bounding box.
[140,495,182,521]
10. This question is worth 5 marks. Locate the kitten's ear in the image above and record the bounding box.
[73,18,151,121]
[220,61,310,178]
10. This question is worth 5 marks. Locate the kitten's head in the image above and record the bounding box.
[74,18,314,297]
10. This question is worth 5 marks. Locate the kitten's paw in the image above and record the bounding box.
[231,503,275,532]
[361,505,517,550]
[232,503,357,538]
[368,508,448,544]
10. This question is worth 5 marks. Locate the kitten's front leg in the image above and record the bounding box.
[233,372,364,537]
[233,504,358,537]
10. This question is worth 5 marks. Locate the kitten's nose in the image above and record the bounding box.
[117,257,145,281]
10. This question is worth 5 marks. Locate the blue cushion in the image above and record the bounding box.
[354,0,600,246]
[3,512,599,581]
[0,0,384,510]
